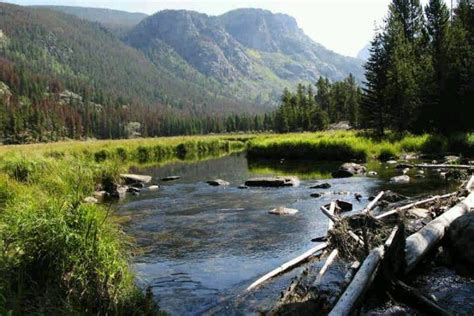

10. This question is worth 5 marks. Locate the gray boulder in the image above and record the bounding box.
[269,207,299,216]
[245,176,300,187]
[390,175,410,184]
[448,213,474,276]
[310,182,331,189]
[207,179,230,186]
[332,163,366,178]
[120,173,152,185]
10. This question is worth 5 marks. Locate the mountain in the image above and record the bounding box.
[32,5,148,34]
[125,8,363,106]
[357,43,371,61]
[0,3,249,114]
[1,4,363,114]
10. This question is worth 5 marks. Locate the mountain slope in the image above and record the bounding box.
[32,5,148,34]
[125,8,364,105]
[0,3,251,114]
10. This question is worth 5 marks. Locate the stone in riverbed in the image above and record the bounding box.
[148,185,160,191]
[238,185,249,189]
[386,160,398,165]
[269,207,299,216]
[367,171,378,177]
[310,192,322,198]
[245,176,300,187]
[332,163,366,178]
[310,182,331,189]
[161,176,180,181]
[120,173,152,185]
[336,200,353,212]
[448,213,474,276]
[207,179,230,186]
[390,175,410,184]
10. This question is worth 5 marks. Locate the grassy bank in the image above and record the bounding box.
[247,131,474,162]
[0,135,248,314]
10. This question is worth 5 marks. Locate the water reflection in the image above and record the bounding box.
[117,154,455,315]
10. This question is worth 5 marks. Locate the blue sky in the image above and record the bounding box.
[3,0,442,57]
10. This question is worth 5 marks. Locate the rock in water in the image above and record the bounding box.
[311,192,322,198]
[332,162,366,178]
[381,190,408,203]
[269,207,299,216]
[310,182,331,189]
[161,176,180,181]
[245,176,299,187]
[149,185,160,191]
[207,179,230,186]
[336,200,353,212]
[120,173,152,185]
[367,171,378,177]
[448,213,474,276]
[390,175,410,184]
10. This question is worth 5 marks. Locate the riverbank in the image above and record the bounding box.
[247,131,474,161]
[0,135,248,314]
[0,131,472,314]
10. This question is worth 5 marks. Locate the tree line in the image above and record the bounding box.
[361,0,473,135]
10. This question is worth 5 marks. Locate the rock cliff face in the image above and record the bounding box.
[125,8,363,104]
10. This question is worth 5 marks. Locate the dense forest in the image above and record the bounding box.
[361,0,473,135]
[273,0,473,136]
[0,0,472,144]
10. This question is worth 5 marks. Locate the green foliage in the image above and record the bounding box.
[362,0,473,135]
[0,135,248,314]
[274,76,361,133]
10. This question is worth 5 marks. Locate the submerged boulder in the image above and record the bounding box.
[310,182,331,189]
[332,163,366,178]
[161,176,180,181]
[207,179,230,186]
[269,207,299,216]
[245,176,300,187]
[448,213,474,276]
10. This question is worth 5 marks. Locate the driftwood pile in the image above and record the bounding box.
[245,173,474,316]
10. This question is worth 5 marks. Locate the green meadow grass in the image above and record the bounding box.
[247,131,474,162]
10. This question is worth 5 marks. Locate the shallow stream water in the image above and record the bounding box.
[116,154,456,315]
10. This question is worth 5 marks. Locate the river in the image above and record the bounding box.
[116,153,456,315]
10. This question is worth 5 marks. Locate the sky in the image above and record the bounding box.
[3,0,442,57]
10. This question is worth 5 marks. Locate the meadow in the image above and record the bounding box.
[0,131,473,314]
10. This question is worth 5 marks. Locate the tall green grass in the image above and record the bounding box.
[0,135,248,314]
[247,131,474,162]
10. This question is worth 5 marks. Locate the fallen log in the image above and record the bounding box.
[405,191,474,273]
[318,249,339,278]
[321,203,339,225]
[362,191,384,214]
[465,175,474,191]
[415,163,474,170]
[375,192,457,220]
[329,225,404,316]
[328,246,384,316]
[246,242,327,291]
